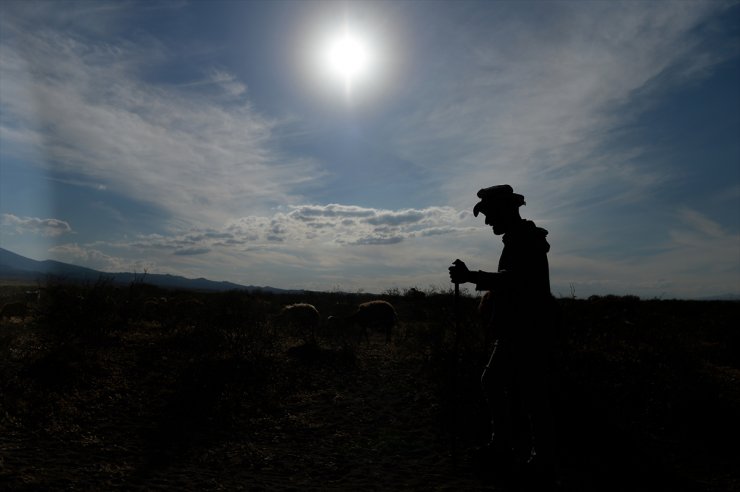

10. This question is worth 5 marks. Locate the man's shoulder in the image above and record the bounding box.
[507,220,548,238]
[503,220,550,251]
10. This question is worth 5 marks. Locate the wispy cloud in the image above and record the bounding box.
[1,213,73,237]
[0,4,323,226]
[49,243,155,272]
[552,207,740,298]
[677,208,729,240]
[666,208,740,279]
[177,69,248,98]
[388,2,732,212]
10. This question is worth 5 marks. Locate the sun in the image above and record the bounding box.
[324,26,373,95]
[329,31,368,81]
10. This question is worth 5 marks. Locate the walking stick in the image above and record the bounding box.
[454,281,460,349]
[449,261,463,462]
[452,259,464,356]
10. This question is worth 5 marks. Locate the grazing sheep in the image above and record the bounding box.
[169,297,205,329]
[0,301,29,321]
[141,296,169,323]
[275,303,321,343]
[329,300,397,343]
[24,290,42,304]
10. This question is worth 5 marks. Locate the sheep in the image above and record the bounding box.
[274,303,321,344]
[328,300,397,344]
[170,297,206,328]
[24,290,42,304]
[141,296,169,324]
[0,301,29,321]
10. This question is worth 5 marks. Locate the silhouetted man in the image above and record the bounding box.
[449,184,557,479]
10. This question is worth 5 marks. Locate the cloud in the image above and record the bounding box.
[116,204,469,253]
[0,5,324,226]
[418,227,458,237]
[48,243,153,272]
[551,207,740,298]
[352,235,404,246]
[289,204,376,221]
[676,208,728,240]
[173,247,211,256]
[366,210,425,226]
[205,69,248,98]
[387,2,733,212]
[1,213,73,237]
[52,203,477,291]
[666,208,740,277]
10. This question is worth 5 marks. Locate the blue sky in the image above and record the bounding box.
[1,0,738,299]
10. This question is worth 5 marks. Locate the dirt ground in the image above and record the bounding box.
[0,321,489,490]
[1,291,739,491]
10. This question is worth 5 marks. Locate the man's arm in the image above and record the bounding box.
[473,270,509,291]
[449,260,509,291]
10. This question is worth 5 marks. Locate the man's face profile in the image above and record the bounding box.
[480,204,513,235]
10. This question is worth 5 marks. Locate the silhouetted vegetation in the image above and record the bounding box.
[0,282,738,490]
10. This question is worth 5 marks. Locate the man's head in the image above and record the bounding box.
[473,184,525,235]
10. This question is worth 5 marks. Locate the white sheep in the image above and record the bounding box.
[274,303,321,343]
[328,300,397,344]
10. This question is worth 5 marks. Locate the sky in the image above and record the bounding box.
[1,0,739,299]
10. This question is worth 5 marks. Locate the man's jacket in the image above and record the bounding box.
[475,219,554,346]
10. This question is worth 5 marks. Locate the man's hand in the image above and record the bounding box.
[449,259,472,284]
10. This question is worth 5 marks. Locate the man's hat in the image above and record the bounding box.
[473,184,526,217]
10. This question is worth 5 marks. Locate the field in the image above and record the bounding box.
[1,280,739,491]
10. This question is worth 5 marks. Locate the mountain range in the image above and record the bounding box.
[0,248,302,294]
[2,247,737,300]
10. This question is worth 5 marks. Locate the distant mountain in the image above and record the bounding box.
[0,248,302,294]
[697,293,740,302]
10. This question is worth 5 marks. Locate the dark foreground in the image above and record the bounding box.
[1,282,739,491]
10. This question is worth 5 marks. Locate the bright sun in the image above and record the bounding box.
[324,27,372,95]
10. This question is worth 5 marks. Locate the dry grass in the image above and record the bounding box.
[0,283,738,490]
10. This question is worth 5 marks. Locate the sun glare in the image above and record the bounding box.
[324,26,372,96]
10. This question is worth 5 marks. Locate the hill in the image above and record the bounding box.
[0,247,300,294]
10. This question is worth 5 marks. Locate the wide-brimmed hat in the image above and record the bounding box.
[473,184,526,217]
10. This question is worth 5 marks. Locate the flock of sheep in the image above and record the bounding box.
[274,300,397,345]
[0,291,401,345]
